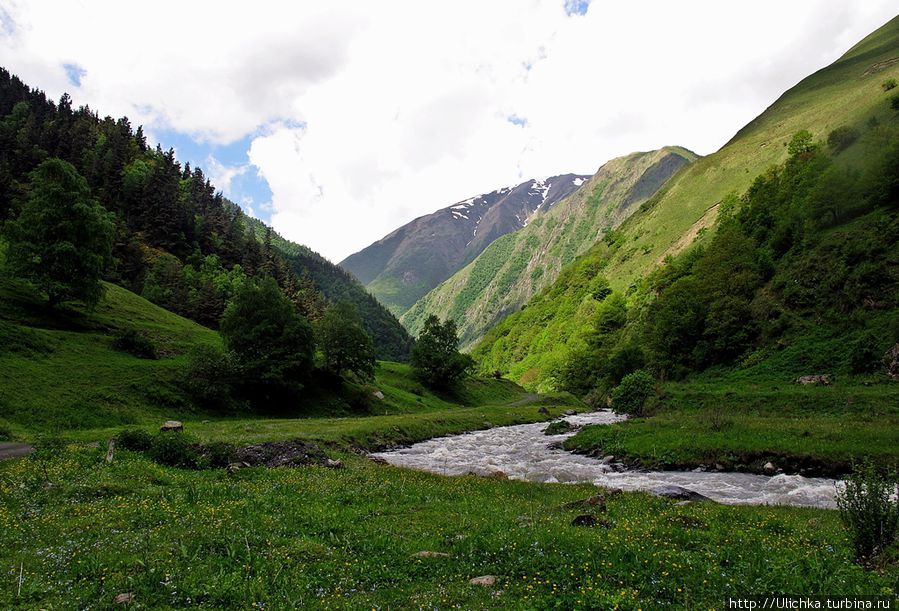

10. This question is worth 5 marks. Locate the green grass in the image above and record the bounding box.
[2,442,896,609]
[0,277,221,436]
[565,379,899,475]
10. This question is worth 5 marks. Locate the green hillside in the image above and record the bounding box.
[402,147,696,347]
[474,16,899,389]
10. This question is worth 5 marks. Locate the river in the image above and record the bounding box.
[370,411,840,508]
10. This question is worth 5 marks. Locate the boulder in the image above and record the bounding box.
[564,409,577,416]
[226,462,250,474]
[160,420,183,432]
[325,459,343,469]
[885,344,899,380]
[537,406,550,416]
[794,374,832,386]
[763,461,776,474]
[469,575,497,587]
[113,593,134,604]
[561,494,606,511]
[372,390,386,400]
[650,485,714,502]
[571,514,597,527]
[369,455,389,465]
[490,470,509,480]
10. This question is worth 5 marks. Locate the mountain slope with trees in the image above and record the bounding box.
[339,173,590,315]
[402,147,695,347]
[473,16,899,390]
[0,67,412,360]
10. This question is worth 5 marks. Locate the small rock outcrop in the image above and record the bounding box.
[885,344,899,380]
[794,374,832,386]
[413,551,451,558]
[650,485,714,502]
[233,440,332,468]
[160,420,183,432]
[469,575,497,587]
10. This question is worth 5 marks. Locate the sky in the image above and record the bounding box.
[0,1,896,262]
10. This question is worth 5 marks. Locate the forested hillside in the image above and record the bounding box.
[474,19,899,390]
[0,68,412,360]
[402,147,695,347]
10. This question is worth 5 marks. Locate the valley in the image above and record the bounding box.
[1,10,899,611]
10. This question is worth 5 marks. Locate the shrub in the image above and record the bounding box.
[849,332,881,374]
[184,344,237,411]
[836,462,899,562]
[827,125,859,153]
[883,78,897,91]
[891,93,899,112]
[116,428,153,452]
[611,370,656,416]
[112,327,158,359]
[0,422,12,441]
[148,432,205,469]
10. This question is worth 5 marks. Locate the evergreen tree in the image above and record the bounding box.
[4,158,114,307]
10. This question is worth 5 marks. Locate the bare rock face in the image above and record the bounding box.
[794,374,832,386]
[885,344,899,380]
[160,420,183,432]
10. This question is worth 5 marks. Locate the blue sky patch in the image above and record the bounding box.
[63,63,87,87]
[507,114,528,127]
[151,128,274,223]
[564,0,590,16]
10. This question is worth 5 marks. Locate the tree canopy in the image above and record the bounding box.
[317,300,376,381]
[411,315,473,389]
[4,158,114,307]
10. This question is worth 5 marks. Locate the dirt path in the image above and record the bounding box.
[0,442,33,460]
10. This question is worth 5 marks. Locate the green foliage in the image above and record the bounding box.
[316,300,376,381]
[411,316,474,390]
[827,125,860,153]
[836,461,899,562]
[883,78,897,91]
[116,428,153,452]
[183,344,238,411]
[220,277,314,406]
[4,158,114,308]
[849,332,883,374]
[891,93,899,111]
[111,327,157,359]
[787,129,816,156]
[610,369,656,416]
[147,431,206,469]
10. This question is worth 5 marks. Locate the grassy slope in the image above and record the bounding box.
[474,16,899,388]
[0,277,220,436]
[402,147,696,347]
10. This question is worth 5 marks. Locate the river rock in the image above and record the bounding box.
[369,455,389,465]
[413,551,451,558]
[469,575,497,587]
[564,409,577,416]
[763,461,776,474]
[113,593,134,604]
[650,485,714,502]
[562,494,606,511]
[160,420,183,432]
[885,344,899,380]
[794,374,832,386]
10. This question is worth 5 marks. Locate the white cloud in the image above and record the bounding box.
[1,0,896,261]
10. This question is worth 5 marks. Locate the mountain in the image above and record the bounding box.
[473,15,899,390]
[401,147,696,346]
[0,67,413,361]
[339,173,590,315]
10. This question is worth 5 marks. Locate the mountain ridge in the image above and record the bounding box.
[339,173,590,314]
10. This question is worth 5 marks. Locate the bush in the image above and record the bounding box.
[117,428,154,451]
[836,462,899,562]
[884,78,897,92]
[827,125,859,154]
[184,344,237,411]
[849,332,882,374]
[148,432,206,469]
[0,422,12,441]
[112,327,158,359]
[611,370,656,416]
[891,93,899,112]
